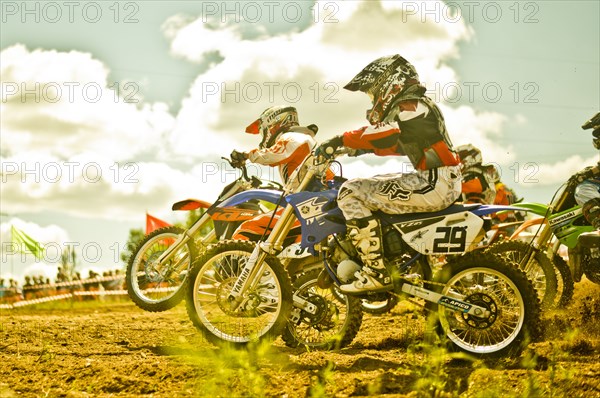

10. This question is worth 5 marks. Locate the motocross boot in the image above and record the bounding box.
[340,217,392,294]
[579,198,600,249]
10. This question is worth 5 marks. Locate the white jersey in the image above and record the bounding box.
[247,128,316,183]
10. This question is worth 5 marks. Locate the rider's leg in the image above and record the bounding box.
[336,166,461,293]
[579,198,600,248]
[341,216,391,293]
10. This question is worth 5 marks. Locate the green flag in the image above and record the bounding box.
[11,225,44,260]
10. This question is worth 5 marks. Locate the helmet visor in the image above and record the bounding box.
[245,119,261,135]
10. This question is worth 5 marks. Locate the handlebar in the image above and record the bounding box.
[221,156,250,181]
[220,156,283,190]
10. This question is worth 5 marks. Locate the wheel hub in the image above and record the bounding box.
[461,292,498,329]
[301,294,336,329]
[216,278,243,316]
[215,277,274,317]
[144,252,165,283]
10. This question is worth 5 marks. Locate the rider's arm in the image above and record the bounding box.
[247,134,309,166]
[341,124,402,156]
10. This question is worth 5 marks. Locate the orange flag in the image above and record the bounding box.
[146,213,172,234]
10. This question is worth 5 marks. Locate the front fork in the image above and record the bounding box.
[155,212,215,266]
[226,204,312,313]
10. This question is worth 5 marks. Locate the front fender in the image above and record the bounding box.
[214,189,283,209]
[511,202,550,217]
[510,217,544,240]
[471,205,529,217]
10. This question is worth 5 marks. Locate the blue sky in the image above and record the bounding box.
[1,0,599,282]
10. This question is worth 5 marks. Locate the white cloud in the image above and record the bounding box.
[162,0,509,166]
[0,152,221,220]
[0,44,175,161]
[517,154,599,187]
[0,0,511,224]
[445,105,513,164]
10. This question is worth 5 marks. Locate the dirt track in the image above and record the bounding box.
[2,281,600,398]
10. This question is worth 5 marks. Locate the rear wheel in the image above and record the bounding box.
[282,270,363,350]
[126,227,195,312]
[186,241,292,347]
[428,252,540,358]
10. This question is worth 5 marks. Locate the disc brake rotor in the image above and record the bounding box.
[215,277,276,317]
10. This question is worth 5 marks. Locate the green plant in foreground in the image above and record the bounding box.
[307,360,335,398]
[411,341,474,398]
[190,342,271,397]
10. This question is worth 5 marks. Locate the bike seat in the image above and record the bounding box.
[376,204,482,225]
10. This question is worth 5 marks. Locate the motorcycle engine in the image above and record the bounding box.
[329,226,415,282]
[383,227,406,257]
[329,237,361,282]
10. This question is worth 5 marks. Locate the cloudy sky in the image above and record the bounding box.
[1,0,599,282]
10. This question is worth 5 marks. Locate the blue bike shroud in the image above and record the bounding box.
[214,189,284,210]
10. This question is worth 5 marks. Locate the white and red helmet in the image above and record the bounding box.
[245,106,299,148]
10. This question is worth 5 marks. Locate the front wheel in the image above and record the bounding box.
[552,255,574,307]
[486,240,557,310]
[186,241,292,347]
[282,270,363,350]
[428,252,540,358]
[126,227,196,312]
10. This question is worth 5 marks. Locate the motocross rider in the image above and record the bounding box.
[230,106,330,241]
[316,54,462,294]
[574,112,600,247]
[230,105,321,185]
[456,144,497,205]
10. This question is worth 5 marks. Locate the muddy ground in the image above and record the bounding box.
[1,280,600,398]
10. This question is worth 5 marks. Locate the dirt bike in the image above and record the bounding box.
[181,166,362,350]
[491,113,600,305]
[186,149,541,358]
[126,158,283,312]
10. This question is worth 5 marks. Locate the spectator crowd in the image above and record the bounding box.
[0,268,126,304]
